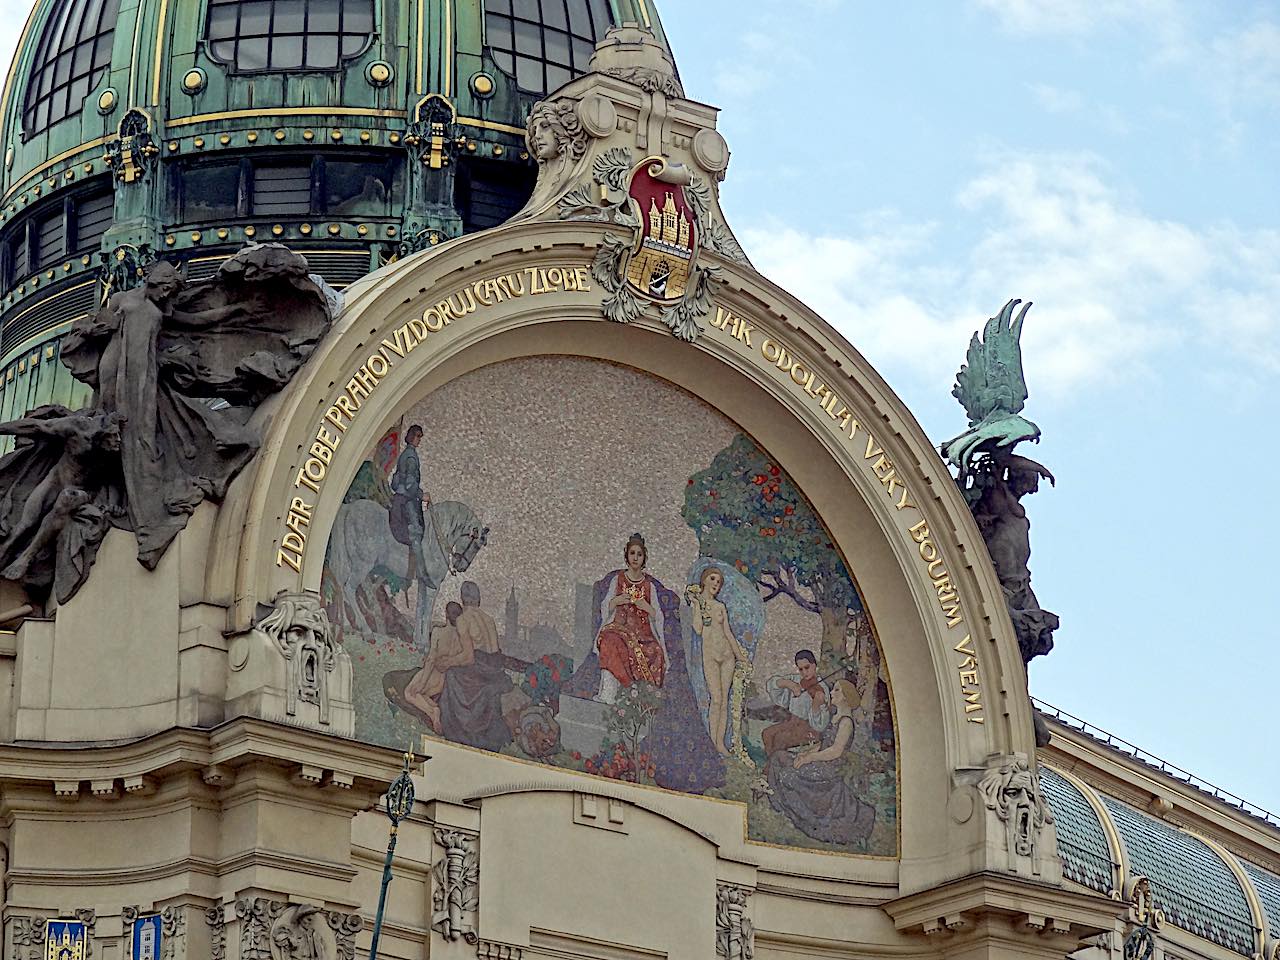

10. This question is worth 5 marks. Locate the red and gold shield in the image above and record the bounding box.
[624,158,698,303]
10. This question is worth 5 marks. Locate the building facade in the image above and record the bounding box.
[0,5,1275,960]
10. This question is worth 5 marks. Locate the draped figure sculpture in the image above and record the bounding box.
[0,244,334,603]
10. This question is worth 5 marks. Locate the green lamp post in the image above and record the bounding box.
[369,749,419,960]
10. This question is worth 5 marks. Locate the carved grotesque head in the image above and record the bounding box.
[258,592,334,656]
[525,99,586,164]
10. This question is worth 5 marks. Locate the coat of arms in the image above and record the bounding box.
[591,156,720,342]
[45,921,88,960]
[625,159,697,301]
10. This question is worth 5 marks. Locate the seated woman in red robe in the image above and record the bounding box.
[595,532,667,703]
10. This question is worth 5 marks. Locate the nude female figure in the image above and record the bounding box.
[687,567,750,756]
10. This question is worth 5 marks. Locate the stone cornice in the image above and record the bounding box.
[0,717,407,801]
[5,845,357,887]
[885,871,1123,947]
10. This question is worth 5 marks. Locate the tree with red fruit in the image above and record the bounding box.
[682,434,864,665]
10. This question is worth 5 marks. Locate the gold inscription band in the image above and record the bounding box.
[275,264,593,574]
[706,302,983,725]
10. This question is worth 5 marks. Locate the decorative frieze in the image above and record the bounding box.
[10,916,47,960]
[205,906,226,960]
[432,828,480,943]
[228,898,362,960]
[715,885,754,960]
[236,898,284,960]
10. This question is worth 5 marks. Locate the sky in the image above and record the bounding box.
[657,0,1279,810]
[0,1,1273,809]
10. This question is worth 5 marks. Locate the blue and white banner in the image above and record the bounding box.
[131,915,162,960]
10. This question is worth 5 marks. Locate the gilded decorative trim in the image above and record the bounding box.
[0,0,43,167]
[0,317,84,370]
[167,107,404,128]
[153,0,171,106]
[1042,760,1127,894]
[635,0,652,28]
[0,279,94,329]
[128,0,145,104]
[457,117,527,137]
[444,0,455,97]
[2,138,109,202]
[417,0,426,94]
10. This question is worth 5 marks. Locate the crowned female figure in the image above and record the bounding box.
[595,532,667,703]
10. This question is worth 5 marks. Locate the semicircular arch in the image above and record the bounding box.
[211,220,1035,885]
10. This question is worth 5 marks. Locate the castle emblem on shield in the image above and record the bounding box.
[44,921,88,960]
[590,155,719,342]
[625,160,697,302]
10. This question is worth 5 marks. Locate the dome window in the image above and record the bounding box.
[22,0,122,138]
[484,0,614,95]
[205,0,375,73]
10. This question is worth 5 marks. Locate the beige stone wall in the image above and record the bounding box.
[0,214,1098,958]
[0,43,1178,960]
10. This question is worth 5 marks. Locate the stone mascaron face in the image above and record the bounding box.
[323,356,899,857]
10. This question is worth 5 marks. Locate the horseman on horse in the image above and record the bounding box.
[388,424,430,583]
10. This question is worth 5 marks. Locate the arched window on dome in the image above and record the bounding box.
[22,0,121,138]
[484,0,614,95]
[205,0,375,73]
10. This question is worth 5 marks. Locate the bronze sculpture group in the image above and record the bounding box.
[942,299,1058,744]
[0,245,333,605]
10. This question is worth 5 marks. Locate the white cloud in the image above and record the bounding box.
[739,153,1280,399]
[973,0,1177,35]
[1213,20,1280,108]
[1029,83,1084,114]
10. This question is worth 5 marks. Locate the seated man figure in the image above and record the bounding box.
[403,601,469,732]
[762,650,831,759]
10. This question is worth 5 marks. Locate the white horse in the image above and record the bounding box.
[328,498,488,649]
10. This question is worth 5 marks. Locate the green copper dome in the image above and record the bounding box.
[0,0,676,437]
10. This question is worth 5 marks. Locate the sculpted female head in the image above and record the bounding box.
[525,99,586,164]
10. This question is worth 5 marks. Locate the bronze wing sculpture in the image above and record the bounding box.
[941,298,1046,491]
[0,244,334,604]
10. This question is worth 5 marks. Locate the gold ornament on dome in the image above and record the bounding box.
[182,68,207,94]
